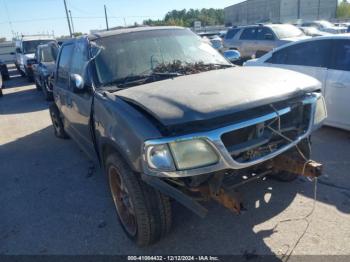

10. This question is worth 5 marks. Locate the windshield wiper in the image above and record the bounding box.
[102,72,183,89]
[204,63,234,68]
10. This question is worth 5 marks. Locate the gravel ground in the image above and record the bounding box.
[1,66,350,257]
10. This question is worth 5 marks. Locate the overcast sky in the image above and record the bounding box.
[0,0,244,39]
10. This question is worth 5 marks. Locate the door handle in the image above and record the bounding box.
[332,82,346,89]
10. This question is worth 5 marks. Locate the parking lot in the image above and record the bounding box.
[1,65,350,256]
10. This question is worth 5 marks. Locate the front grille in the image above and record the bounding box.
[221,101,311,164]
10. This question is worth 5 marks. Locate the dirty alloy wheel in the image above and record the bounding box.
[109,165,138,237]
[106,153,172,247]
[42,81,53,101]
[270,139,311,182]
[49,104,69,139]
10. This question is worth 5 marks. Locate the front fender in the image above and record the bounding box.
[94,92,162,173]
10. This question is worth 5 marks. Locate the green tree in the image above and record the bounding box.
[337,0,350,19]
[143,8,224,27]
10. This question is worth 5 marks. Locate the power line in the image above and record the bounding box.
[2,0,14,37]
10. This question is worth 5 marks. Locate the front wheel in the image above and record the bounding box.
[106,153,172,246]
[49,104,69,139]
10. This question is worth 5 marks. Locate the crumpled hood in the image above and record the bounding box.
[116,67,321,127]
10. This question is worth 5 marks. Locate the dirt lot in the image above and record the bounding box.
[1,66,350,257]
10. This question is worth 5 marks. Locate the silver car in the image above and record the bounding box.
[223,24,308,59]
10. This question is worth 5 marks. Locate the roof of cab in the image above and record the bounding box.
[88,26,186,40]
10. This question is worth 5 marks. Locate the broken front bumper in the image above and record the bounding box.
[143,93,326,178]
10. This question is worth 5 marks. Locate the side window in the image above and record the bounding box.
[56,43,74,87]
[225,29,240,40]
[240,27,258,40]
[267,40,330,67]
[267,48,288,64]
[70,40,88,76]
[330,40,350,71]
[257,27,275,40]
[35,49,40,62]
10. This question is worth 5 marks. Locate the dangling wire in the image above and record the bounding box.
[267,104,319,261]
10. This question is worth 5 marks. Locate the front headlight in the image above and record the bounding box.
[169,139,219,170]
[146,144,175,171]
[313,95,327,128]
[145,139,219,171]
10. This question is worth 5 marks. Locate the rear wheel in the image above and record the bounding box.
[270,139,311,182]
[49,104,69,139]
[106,153,172,246]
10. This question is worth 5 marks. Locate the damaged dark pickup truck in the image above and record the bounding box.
[49,26,327,246]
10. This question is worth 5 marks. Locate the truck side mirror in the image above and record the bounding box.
[70,74,85,93]
[16,47,22,54]
[224,50,241,63]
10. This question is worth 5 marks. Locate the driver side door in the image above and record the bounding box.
[63,39,95,158]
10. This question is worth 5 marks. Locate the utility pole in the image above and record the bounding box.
[104,5,109,30]
[297,0,301,20]
[317,0,321,20]
[63,0,72,37]
[69,10,75,34]
[123,17,127,27]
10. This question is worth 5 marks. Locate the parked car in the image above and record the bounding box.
[245,35,350,131]
[32,42,59,101]
[198,32,224,50]
[0,72,3,97]
[0,41,16,79]
[223,24,309,59]
[301,20,347,34]
[0,59,10,80]
[15,35,55,81]
[50,26,325,246]
[299,26,331,37]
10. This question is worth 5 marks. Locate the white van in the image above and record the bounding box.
[15,35,55,81]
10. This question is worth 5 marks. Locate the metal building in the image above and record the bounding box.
[224,0,338,26]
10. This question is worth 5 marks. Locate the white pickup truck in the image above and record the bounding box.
[0,41,16,80]
[15,35,55,81]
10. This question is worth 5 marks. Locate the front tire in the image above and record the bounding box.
[106,153,172,246]
[49,103,69,139]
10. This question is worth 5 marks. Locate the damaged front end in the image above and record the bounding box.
[141,92,326,216]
